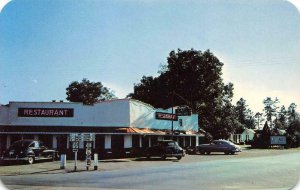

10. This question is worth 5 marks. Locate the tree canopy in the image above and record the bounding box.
[66,78,116,105]
[235,98,255,129]
[128,49,237,139]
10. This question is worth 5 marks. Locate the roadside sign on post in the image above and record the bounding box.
[72,141,79,152]
[68,133,96,171]
[175,106,192,116]
[86,141,92,170]
[69,133,81,171]
[82,133,95,142]
[270,136,286,145]
[69,133,82,142]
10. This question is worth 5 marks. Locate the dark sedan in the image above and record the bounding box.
[146,140,185,160]
[196,140,241,155]
[1,139,58,164]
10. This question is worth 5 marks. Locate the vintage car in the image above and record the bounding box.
[196,140,241,155]
[146,140,185,160]
[1,139,59,164]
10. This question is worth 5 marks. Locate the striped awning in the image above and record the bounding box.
[115,127,166,135]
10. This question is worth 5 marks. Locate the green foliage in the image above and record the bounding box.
[66,78,116,105]
[287,103,298,124]
[286,119,300,148]
[251,121,271,148]
[234,98,255,129]
[263,97,279,127]
[277,106,288,128]
[254,112,264,129]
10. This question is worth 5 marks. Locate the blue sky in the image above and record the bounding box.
[0,0,299,113]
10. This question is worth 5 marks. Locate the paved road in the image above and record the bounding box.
[1,151,300,190]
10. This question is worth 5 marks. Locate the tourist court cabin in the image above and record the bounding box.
[0,99,201,158]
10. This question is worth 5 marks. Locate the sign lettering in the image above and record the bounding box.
[18,108,74,117]
[155,112,178,121]
[175,106,192,116]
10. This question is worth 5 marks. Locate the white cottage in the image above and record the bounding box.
[230,128,256,144]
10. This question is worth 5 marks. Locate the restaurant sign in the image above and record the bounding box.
[155,112,178,121]
[18,108,74,117]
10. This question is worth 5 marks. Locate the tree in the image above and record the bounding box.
[287,103,298,124]
[251,121,271,148]
[277,105,288,129]
[214,82,237,139]
[254,112,264,129]
[129,49,237,139]
[263,97,279,128]
[286,119,300,148]
[261,121,271,147]
[234,98,255,129]
[66,78,116,105]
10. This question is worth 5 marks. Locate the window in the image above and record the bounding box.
[179,119,183,127]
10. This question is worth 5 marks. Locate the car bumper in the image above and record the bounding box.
[165,153,184,157]
[1,157,29,161]
[233,148,242,152]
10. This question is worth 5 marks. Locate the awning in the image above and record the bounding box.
[115,127,166,135]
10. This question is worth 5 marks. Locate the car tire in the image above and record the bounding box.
[51,152,59,161]
[161,154,166,160]
[200,150,205,155]
[230,151,235,155]
[55,153,60,160]
[176,156,182,160]
[206,151,211,155]
[28,156,34,164]
[224,151,230,155]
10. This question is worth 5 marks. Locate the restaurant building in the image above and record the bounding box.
[0,99,201,158]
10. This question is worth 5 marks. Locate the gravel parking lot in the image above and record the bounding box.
[0,147,299,176]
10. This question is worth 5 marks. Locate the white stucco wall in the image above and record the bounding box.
[129,100,198,132]
[1,99,198,132]
[4,100,130,127]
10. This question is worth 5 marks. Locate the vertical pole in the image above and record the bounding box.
[171,91,174,140]
[74,151,77,171]
[94,153,98,170]
[60,154,66,169]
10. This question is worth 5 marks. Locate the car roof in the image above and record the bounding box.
[158,140,175,142]
[12,139,37,144]
[214,140,229,143]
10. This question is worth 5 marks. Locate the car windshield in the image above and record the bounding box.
[167,142,176,146]
[226,141,235,145]
[161,141,178,146]
[9,141,32,149]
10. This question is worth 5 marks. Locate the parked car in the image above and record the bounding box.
[1,139,59,164]
[146,140,185,160]
[196,140,241,155]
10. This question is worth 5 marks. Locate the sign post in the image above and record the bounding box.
[69,133,81,171]
[94,153,98,170]
[82,133,95,171]
[72,141,79,171]
[69,133,96,171]
[86,141,92,170]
